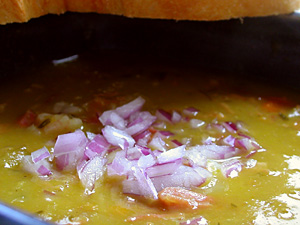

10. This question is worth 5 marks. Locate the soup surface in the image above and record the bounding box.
[0,54,300,225]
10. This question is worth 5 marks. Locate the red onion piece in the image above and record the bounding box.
[148,135,166,151]
[31,146,50,163]
[54,130,88,156]
[77,155,107,193]
[158,130,175,137]
[234,138,260,152]
[37,165,52,176]
[53,130,88,170]
[131,166,158,199]
[196,144,237,160]
[85,134,110,159]
[156,145,186,164]
[222,135,236,147]
[99,110,114,126]
[190,119,205,128]
[125,111,156,136]
[221,159,243,178]
[156,109,172,123]
[115,96,146,119]
[171,139,183,147]
[207,123,226,133]
[222,122,238,133]
[184,147,207,168]
[102,125,135,150]
[146,160,181,178]
[172,110,182,123]
[151,165,209,192]
[110,111,127,129]
[180,217,208,225]
[22,155,52,176]
[183,107,199,117]
[138,154,156,169]
[126,146,143,160]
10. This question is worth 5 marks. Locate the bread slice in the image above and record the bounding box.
[1,0,300,24]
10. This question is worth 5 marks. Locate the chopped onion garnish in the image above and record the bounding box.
[102,125,135,150]
[190,119,205,128]
[31,146,50,163]
[77,156,107,193]
[183,107,199,116]
[156,145,185,164]
[221,159,243,178]
[53,130,88,170]
[148,135,167,151]
[125,111,156,135]
[22,96,264,200]
[115,96,145,119]
[22,155,52,176]
[172,110,182,123]
[156,109,172,123]
[146,160,181,178]
[180,216,208,225]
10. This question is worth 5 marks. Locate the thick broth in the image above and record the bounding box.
[0,55,299,224]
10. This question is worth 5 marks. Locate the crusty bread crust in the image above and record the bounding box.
[1,0,300,24]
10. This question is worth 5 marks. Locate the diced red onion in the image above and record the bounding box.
[109,151,129,176]
[37,165,52,176]
[172,110,182,123]
[196,144,237,160]
[184,147,207,168]
[122,179,144,196]
[155,109,172,123]
[146,160,181,178]
[221,159,243,178]
[138,154,156,169]
[126,146,143,160]
[190,119,205,128]
[171,139,183,147]
[202,136,216,145]
[22,155,52,176]
[133,130,152,144]
[183,107,199,117]
[158,130,175,137]
[98,110,114,126]
[151,165,208,192]
[110,111,127,129]
[222,122,238,133]
[234,138,259,152]
[54,130,88,156]
[148,135,166,151]
[102,125,135,150]
[86,131,96,140]
[77,155,107,193]
[115,96,146,119]
[31,146,50,163]
[85,134,110,159]
[152,121,166,129]
[125,111,156,136]
[53,130,88,170]
[207,123,225,133]
[156,145,185,164]
[132,166,158,199]
[180,217,208,225]
[222,135,236,147]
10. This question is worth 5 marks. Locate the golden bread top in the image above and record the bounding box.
[0,0,300,24]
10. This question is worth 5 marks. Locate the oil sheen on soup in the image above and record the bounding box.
[0,55,300,225]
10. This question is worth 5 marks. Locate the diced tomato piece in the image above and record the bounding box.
[158,187,212,210]
[18,110,37,127]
